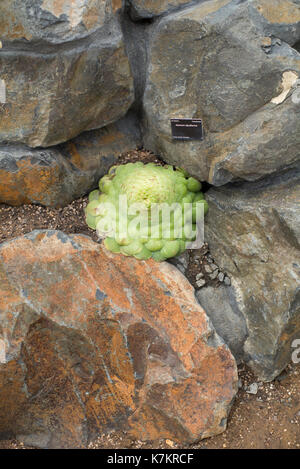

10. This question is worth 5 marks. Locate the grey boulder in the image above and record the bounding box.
[143,0,300,184]
[203,169,300,381]
[0,0,134,147]
[196,285,248,362]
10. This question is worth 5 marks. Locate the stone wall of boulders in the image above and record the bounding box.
[0,0,299,198]
[0,0,299,204]
[0,0,300,447]
[0,0,142,206]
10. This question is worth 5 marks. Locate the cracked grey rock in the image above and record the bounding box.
[204,169,300,381]
[196,285,248,362]
[143,0,300,184]
[0,1,134,147]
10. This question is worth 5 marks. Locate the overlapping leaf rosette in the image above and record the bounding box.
[85,162,208,261]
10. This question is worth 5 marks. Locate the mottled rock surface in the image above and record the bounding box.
[207,92,300,185]
[204,170,300,381]
[0,0,134,147]
[128,0,300,24]
[196,286,248,363]
[248,0,300,46]
[1,0,121,43]
[0,114,141,207]
[127,0,199,20]
[143,0,300,184]
[0,230,237,448]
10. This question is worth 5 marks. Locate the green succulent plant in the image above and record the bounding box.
[85,162,208,261]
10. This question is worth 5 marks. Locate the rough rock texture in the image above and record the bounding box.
[248,0,300,46]
[0,0,124,43]
[0,230,237,448]
[0,0,134,147]
[128,0,300,25]
[204,169,300,381]
[143,0,300,184]
[0,114,141,207]
[207,92,300,185]
[196,286,248,363]
[120,7,153,114]
[127,0,199,20]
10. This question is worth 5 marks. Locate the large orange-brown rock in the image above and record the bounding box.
[0,230,237,448]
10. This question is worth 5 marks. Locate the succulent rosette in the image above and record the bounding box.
[85,162,208,261]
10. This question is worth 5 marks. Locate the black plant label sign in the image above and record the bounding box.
[170,118,203,141]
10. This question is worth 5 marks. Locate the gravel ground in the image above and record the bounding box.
[0,149,299,450]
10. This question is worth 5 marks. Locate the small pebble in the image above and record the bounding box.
[209,270,219,280]
[195,272,204,280]
[224,276,231,286]
[166,439,175,448]
[196,279,206,288]
[246,383,259,395]
[218,272,225,282]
